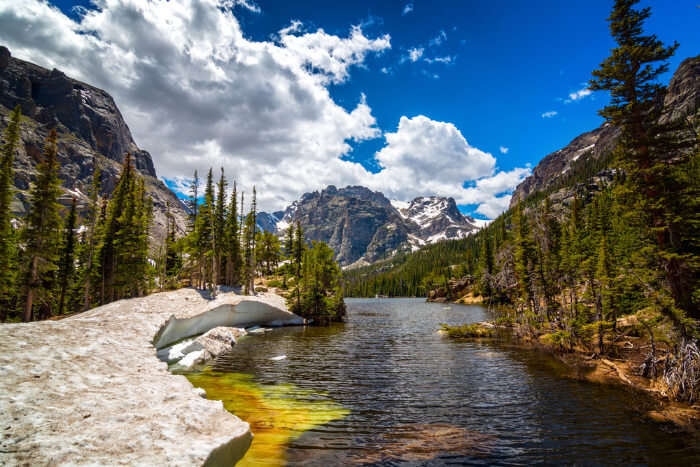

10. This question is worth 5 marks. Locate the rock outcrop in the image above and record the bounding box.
[510,55,700,208]
[265,186,479,266]
[0,46,187,240]
[0,288,303,466]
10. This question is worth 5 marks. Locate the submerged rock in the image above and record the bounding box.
[351,423,494,463]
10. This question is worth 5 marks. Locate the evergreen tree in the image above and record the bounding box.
[21,129,63,321]
[81,160,102,310]
[0,105,21,315]
[57,197,77,315]
[100,153,134,303]
[588,0,699,316]
[188,169,199,231]
[225,180,241,286]
[195,169,215,290]
[214,168,227,287]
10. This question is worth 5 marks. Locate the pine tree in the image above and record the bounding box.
[588,0,699,316]
[21,129,63,321]
[242,187,257,294]
[0,105,21,315]
[214,168,227,287]
[188,169,199,231]
[57,197,77,315]
[294,221,304,279]
[100,153,134,303]
[225,180,241,286]
[81,160,101,310]
[195,169,214,290]
[283,223,294,287]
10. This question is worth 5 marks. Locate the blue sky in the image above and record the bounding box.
[3,0,698,218]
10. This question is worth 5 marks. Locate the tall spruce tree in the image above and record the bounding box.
[22,129,63,321]
[588,0,700,317]
[225,180,241,286]
[195,169,215,290]
[57,197,77,315]
[81,160,101,310]
[214,168,227,287]
[100,153,134,302]
[0,105,21,314]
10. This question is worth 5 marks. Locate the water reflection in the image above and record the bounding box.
[188,298,700,465]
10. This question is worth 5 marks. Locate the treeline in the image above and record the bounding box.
[347,0,700,401]
[343,236,478,297]
[0,108,153,321]
[162,168,345,324]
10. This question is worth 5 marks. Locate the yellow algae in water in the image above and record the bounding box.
[186,371,349,466]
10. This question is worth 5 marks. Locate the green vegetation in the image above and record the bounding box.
[0,121,154,321]
[163,168,345,324]
[347,0,700,402]
[439,323,495,338]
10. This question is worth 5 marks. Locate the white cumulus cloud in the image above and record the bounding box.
[566,86,592,103]
[405,47,424,62]
[402,3,413,15]
[499,146,509,154]
[541,111,558,118]
[0,0,526,219]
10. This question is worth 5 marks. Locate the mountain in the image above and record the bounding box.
[511,54,700,207]
[0,46,187,240]
[261,185,479,267]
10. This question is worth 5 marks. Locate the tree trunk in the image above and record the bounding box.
[595,285,604,355]
[23,256,38,322]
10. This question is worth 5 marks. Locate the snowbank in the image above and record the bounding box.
[0,288,302,466]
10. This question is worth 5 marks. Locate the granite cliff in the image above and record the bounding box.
[0,46,187,240]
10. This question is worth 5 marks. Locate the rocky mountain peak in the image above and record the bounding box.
[264,187,479,267]
[0,46,186,240]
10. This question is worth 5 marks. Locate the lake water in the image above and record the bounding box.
[184,298,700,465]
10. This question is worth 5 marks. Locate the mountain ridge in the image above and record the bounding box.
[0,46,187,240]
[259,185,480,267]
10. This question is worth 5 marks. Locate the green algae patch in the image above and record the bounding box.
[185,371,349,466]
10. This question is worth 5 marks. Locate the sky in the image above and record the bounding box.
[0,0,697,219]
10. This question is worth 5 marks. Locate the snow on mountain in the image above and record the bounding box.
[399,196,477,243]
[259,188,480,266]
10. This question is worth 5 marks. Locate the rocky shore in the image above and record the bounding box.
[0,288,302,466]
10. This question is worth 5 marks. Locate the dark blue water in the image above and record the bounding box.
[213,298,700,465]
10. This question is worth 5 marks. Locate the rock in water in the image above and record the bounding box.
[174,326,247,370]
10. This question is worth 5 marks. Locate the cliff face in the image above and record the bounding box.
[510,55,700,208]
[0,46,186,239]
[268,186,478,267]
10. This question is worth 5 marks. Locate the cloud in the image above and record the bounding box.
[231,0,260,13]
[402,3,413,15]
[565,86,591,103]
[362,116,529,217]
[541,111,558,118]
[404,47,424,62]
[428,30,447,47]
[0,0,524,219]
[499,146,509,154]
[380,66,392,74]
[424,55,454,64]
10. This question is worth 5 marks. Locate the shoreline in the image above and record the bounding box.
[442,320,700,434]
[0,287,302,466]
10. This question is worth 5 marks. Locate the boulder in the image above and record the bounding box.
[181,327,246,357]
